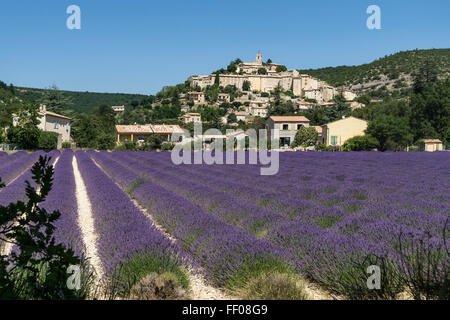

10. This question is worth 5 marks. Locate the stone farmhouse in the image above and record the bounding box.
[189,52,349,102]
[266,116,310,147]
[13,104,72,147]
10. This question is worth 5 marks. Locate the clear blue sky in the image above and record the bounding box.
[1,0,448,95]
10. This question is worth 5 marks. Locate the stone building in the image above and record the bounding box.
[266,116,310,147]
[321,116,368,147]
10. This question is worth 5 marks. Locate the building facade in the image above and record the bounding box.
[266,116,310,147]
[321,116,368,146]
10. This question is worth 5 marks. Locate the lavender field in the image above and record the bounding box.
[0,150,449,300]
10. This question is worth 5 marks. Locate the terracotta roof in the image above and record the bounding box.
[115,125,153,134]
[269,116,310,122]
[423,139,442,143]
[150,124,184,134]
[235,112,247,116]
[187,113,200,116]
[313,126,322,134]
[43,110,71,120]
[188,91,204,95]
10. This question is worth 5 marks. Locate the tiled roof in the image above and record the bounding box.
[313,126,323,134]
[115,125,153,134]
[44,110,71,120]
[269,116,310,122]
[423,139,442,143]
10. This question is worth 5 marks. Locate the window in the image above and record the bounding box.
[297,124,303,130]
[282,124,289,130]
[331,136,338,145]
[54,122,59,129]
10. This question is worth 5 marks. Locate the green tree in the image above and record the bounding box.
[366,115,413,151]
[40,85,72,115]
[242,80,251,91]
[343,135,380,151]
[413,59,438,94]
[291,126,319,147]
[257,68,267,75]
[276,65,287,73]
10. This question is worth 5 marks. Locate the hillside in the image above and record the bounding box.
[299,48,450,96]
[15,87,146,114]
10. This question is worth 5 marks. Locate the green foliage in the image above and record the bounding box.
[38,131,59,151]
[275,65,287,73]
[7,124,41,149]
[343,135,380,151]
[366,115,413,151]
[72,104,117,150]
[0,156,90,299]
[17,87,145,114]
[242,80,251,91]
[40,85,73,115]
[299,49,450,91]
[292,126,319,148]
[257,68,267,75]
[62,142,72,149]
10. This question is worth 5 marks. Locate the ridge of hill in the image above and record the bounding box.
[299,48,450,96]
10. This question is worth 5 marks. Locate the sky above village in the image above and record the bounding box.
[1,0,449,95]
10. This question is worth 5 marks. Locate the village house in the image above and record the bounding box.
[421,139,444,152]
[348,101,365,110]
[187,91,206,104]
[112,105,125,116]
[179,112,201,123]
[321,116,368,147]
[115,124,185,144]
[266,116,310,147]
[13,104,72,147]
[293,100,316,111]
[340,90,357,101]
[217,93,231,103]
[235,111,247,122]
[249,105,268,118]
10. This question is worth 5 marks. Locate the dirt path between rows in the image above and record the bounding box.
[72,155,104,285]
[90,157,236,300]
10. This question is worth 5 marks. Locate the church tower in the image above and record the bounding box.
[256,51,262,64]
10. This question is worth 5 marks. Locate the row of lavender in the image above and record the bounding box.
[86,150,296,291]
[121,151,447,241]
[98,150,448,299]
[74,151,190,292]
[90,151,398,298]
[40,150,85,258]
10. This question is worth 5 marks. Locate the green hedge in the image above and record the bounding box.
[38,131,59,151]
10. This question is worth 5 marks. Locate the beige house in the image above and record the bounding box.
[266,116,310,147]
[180,112,201,123]
[217,93,231,103]
[321,116,368,146]
[112,105,125,116]
[235,111,247,122]
[340,90,357,101]
[421,139,444,152]
[187,91,206,104]
[115,124,185,144]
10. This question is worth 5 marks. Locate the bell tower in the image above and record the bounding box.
[256,51,262,64]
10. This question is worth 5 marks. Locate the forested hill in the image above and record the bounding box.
[15,87,146,114]
[299,48,450,95]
